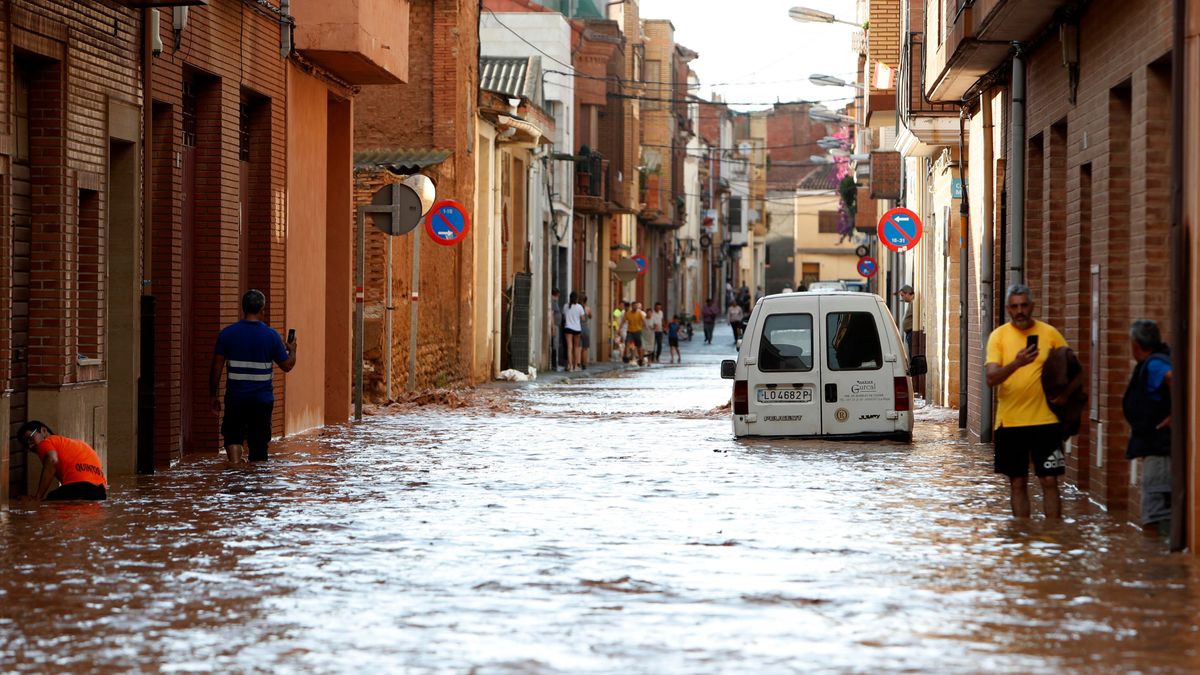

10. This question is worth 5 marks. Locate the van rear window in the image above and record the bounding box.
[758,314,813,372]
[826,312,883,370]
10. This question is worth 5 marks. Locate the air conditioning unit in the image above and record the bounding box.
[877,126,898,151]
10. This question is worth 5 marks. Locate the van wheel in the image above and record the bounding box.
[895,431,913,444]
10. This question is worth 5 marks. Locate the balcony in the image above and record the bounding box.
[574,152,609,215]
[925,0,1070,102]
[290,0,409,85]
[899,31,960,152]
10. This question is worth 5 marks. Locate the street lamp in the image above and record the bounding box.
[809,73,864,89]
[788,6,860,27]
[818,135,850,150]
[809,108,859,125]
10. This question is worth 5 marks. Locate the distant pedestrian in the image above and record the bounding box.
[701,297,719,344]
[725,282,735,310]
[895,284,915,354]
[578,293,593,370]
[210,289,297,465]
[611,300,626,358]
[1122,319,1173,533]
[550,288,563,371]
[620,301,646,364]
[18,421,107,501]
[985,284,1073,519]
[667,315,682,363]
[562,291,586,372]
[738,283,750,309]
[648,302,665,363]
[727,302,744,345]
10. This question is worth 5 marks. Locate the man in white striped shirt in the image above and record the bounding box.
[209,289,297,466]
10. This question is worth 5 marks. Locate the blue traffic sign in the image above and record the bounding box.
[425,200,470,246]
[857,255,877,278]
[877,207,923,253]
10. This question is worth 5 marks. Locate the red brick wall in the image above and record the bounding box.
[765,103,829,189]
[2,2,141,491]
[354,0,479,390]
[149,3,287,465]
[1023,0,1173,514]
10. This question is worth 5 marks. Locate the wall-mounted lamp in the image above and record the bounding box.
[172,6,188,50]
[150,9,163,57]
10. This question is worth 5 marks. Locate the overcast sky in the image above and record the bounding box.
[636,0,860,112]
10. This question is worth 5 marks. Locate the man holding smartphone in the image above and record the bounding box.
[985,284,1069,519]
[209,289,297,465]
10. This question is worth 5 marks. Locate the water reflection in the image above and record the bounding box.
[2,341,1198,672]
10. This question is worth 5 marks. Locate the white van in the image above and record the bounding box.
[720,291,927,442]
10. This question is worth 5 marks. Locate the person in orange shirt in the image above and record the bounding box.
[18,420,108,501]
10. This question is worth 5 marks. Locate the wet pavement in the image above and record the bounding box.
[3,330,1199,673]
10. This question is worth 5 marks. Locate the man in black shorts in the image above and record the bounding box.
[209,290,297,465]
[985,284,1074,518]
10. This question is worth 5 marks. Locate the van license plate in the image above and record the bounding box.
[757,387,812,403]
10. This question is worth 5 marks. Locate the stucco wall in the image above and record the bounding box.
[286,68,333,434]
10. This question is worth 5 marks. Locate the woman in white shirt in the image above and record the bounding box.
[562,291,586,371]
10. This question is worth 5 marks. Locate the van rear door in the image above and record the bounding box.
[819,299,895,435]
[747,309,822,436]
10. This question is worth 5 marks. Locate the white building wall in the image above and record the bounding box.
[481,12,576,374]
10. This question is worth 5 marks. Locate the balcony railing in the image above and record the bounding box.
[574,152,609,214]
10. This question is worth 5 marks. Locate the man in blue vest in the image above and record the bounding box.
[1122,319,1173,534]
[209,289,297,466]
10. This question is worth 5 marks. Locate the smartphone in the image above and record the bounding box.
[1026,334,1039,350]
[287,328,296,343]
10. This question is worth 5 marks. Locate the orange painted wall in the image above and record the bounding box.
[286,66,339,434]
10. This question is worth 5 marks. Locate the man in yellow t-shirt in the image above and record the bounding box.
[985,284,1069,519]
[621,302,646,364]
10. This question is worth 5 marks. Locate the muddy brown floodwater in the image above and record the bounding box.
[3,337,1199,673]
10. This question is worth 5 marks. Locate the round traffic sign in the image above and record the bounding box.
[425,200,471,246]
[876,207,923,253]
[857,255,878,278]
[855,244,869,258]
[632,254,648,275]
[699,233,712,249]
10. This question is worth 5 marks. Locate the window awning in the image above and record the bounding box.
[353,149,452,175]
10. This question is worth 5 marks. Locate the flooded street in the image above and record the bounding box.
[3,336,1199,673]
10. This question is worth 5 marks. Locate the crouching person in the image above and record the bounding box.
[19,420,107,501]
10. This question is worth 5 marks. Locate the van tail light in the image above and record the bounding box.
[894,376,910,412]
[733,380,749,415]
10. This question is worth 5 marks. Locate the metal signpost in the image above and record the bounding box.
[354,179,434,422]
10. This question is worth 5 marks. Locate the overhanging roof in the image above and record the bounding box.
[354,149,452,174]
[480,56,544,109]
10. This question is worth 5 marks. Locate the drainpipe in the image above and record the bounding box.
[980,92,995,443]
[957,111,970,429]
[1168,0,1188,552]
[1008,43,1026,288]
[279,0,292,57]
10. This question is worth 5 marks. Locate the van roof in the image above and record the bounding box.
[757,291,883,307]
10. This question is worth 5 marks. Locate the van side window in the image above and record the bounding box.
[758,313,813,371]
[826,312,883,370]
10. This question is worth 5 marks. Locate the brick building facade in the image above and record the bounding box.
[354,0,480,388]
[0,0,143,498]
[1020,0,1174,515]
